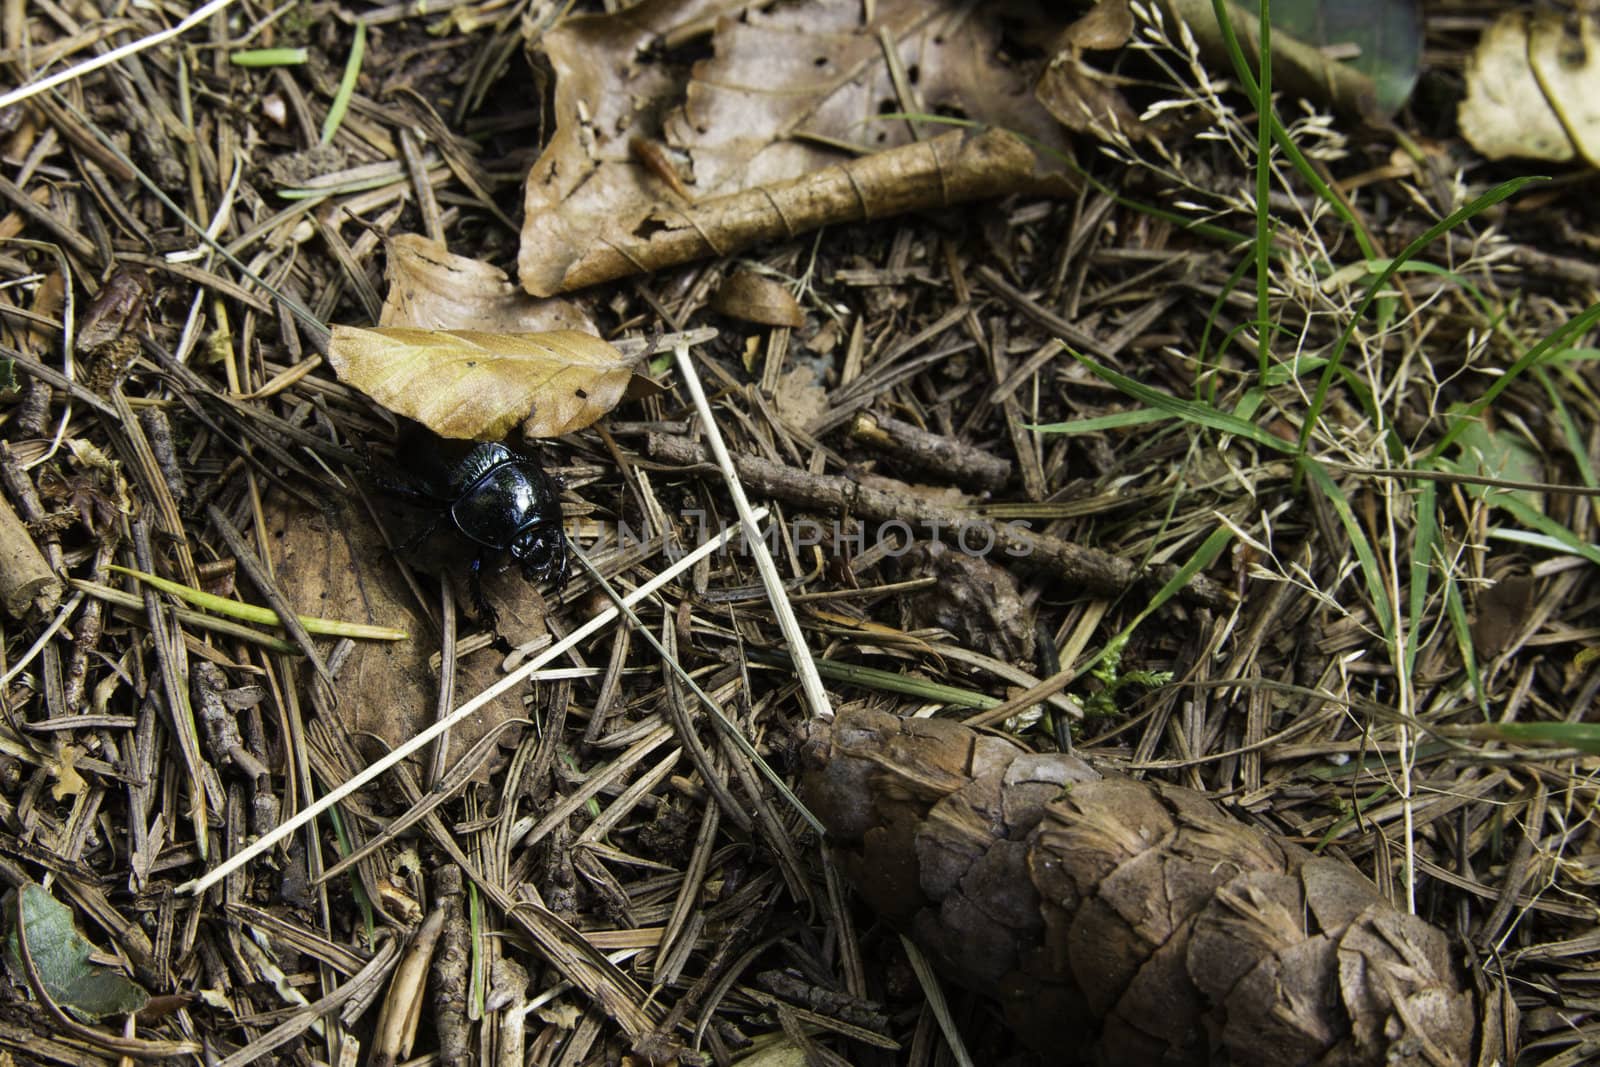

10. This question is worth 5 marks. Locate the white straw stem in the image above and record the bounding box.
[177,511,764,896]
[0,0,241,112]
[672,343,834,722]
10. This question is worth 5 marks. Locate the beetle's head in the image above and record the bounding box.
[512,522,569,589]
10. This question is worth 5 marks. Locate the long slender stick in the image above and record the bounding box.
[671,343,834,722]
[177,511,764,896]
[0,0,240,112]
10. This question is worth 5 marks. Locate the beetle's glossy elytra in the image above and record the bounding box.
[446,442,569,589]
[377,428,570,623]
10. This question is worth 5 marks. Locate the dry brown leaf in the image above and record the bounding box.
[518,0,1075,296]
[772,366,827,427]
[1471,573,1537,659]
[327,326,638,440]
[380,234,596,334]
[1035,0,1149,141]
[267,496,527,785]
[710,271,805,328]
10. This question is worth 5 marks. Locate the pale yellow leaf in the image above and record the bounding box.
[327,326,639,440]
[1528,12,1600,169]
[1459,11,1575,164]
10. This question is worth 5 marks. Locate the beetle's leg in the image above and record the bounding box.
[466,554,498,630]
[549,527,569,591]
[371,468,436,502]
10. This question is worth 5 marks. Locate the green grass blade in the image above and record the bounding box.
[1456,721,1600,755]
[1300,458,1394,640]
[1405,479,1438,684]
[1027,409,1174,434]
[1432,298,1600,459]
[1535,367,1599,488]
[1248,0,1273,380]
[1440,569,1484,714]
[110,565,408,640]
[229,48,307,66]
[1073,351,1296,452]
[1196,251,1258,402]
[1473,488,1600,566]
[321,21,366,144]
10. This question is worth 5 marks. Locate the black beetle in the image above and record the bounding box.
[378,426,568,622]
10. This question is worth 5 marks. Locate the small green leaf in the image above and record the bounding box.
[6,886,149,1021]
[1442,412,1545,513]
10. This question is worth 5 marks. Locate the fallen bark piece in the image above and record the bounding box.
[801,707,1514,1066]
[0,492,61,617]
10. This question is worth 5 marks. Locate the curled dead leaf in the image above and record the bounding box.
[327,326,639,440]
[711,271,805,328]
[519,0,1074,295]
[267,496,528,785]
[380,234,596,334]
[1036,0,1148,141]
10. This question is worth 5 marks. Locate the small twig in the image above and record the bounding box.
[672,343,834,722]
[177,508,765,896]
[848,412,1012,490]
[647,432,1230,607]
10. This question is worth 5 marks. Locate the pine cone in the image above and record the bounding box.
[801,707,1515,1066]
